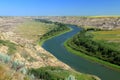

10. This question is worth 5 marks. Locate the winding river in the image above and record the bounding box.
[42,25,120,80]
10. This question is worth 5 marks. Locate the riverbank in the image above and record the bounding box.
[39,26,72,46]
[64,34,120,72]
[41,25,101,80]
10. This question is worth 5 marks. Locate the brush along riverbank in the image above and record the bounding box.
[64,29,120,71]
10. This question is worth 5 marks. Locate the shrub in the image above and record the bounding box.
[0,53,11,63]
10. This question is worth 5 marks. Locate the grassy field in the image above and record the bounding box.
[91,29,120,51]
[92,29,120,42]
[16,21,57,41]
[88,16,120,18]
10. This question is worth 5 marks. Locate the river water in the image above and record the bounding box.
[42,26,120,80]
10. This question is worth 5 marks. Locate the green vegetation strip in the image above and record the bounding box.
[28,66,96,80]
[39,23,72,45]
[64,40,120,71]
[39,27,72,46]
[0,40,16,55]
[64,31,120,71]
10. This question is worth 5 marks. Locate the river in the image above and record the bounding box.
[42,25,120,80]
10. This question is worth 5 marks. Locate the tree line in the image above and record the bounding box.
[67,30,120,66]
[37,19,70,40]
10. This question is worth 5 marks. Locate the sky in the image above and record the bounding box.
[0,0,120,16]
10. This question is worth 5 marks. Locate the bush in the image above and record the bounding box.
[40,21,69,40]
[0,53,11,63]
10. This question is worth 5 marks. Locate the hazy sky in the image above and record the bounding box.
[0,0,119,16]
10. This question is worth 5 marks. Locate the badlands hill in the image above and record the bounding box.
[0,17,100,80]
[39,16,120,30]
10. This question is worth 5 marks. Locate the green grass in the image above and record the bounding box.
[0,40,17,55]
[16,21,56,41]
[91,29,120,51]
[92,29,120,41]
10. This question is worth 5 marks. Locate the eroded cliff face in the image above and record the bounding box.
[39,16,120,30]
